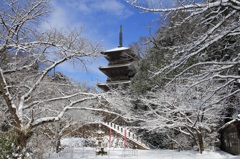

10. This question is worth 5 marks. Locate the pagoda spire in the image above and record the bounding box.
[118,25,123,48]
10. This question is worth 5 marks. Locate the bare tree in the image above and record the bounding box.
[0,0,107,158]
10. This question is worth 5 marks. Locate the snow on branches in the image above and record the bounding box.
[126,0,240,108]
[0,0,105,157]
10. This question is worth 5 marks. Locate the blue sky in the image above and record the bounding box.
[42,0,160,87]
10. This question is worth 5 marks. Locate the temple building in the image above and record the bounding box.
[97,26,138,91]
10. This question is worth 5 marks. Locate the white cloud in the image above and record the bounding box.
[41,3,66,30]
[68,1,90,13]
[95,0,133,17]
[67,0,133,18]
[40,0,129,42]
[40,1,84,30]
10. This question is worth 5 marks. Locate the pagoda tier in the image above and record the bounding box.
[101,47,137,65]
[97,47,137,91]
[99,63,135,80]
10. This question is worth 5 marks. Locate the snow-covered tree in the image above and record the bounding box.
[0,0,105,158]
[137,77,230,153]
[126,0,240,102]
[126,1,240,152]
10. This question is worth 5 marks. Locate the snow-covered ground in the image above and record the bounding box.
[46,148,239,159]
[45,138,239,159]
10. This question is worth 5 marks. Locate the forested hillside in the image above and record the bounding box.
[125,0,240,154]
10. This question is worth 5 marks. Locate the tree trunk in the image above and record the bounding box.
[197,132,204,154]
[13,129,32,159]
[56,136,61,153]
[55,122,63,153]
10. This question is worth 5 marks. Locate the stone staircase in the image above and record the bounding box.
[101,122,150,150]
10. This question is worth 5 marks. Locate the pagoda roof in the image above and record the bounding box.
[99,63,132,69]
[101,47,129,54]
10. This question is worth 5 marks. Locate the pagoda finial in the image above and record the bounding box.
[118,25,123,48]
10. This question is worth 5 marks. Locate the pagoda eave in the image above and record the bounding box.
[97,81,131,91]
[99,63,132,69]
[97,84,110,91]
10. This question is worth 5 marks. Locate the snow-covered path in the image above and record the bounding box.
[44,138,239,159]
[46,148,239,159]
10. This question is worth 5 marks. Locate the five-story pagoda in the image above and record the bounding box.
[97,26,137,91]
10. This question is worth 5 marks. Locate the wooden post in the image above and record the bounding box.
[124,129,127,148]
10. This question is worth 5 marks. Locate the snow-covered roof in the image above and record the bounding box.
[99,63,132,69]
[102,47,129,53]
[218,118,240,132]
